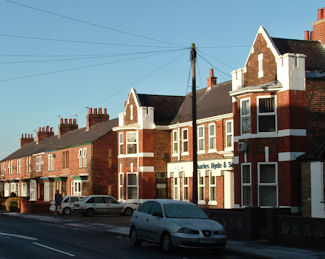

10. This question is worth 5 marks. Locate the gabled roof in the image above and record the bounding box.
[1,118,118,161]
[271,38,325,72]
[170,81,232,124]
[137,94,185,125]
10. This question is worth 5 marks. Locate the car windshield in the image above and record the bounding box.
[163,203,209,219]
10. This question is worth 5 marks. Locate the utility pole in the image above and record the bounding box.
[191,43,198,205]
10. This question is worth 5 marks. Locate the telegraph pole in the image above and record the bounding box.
[191,43,198,205]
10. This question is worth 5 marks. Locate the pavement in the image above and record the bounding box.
[1,211,325,259]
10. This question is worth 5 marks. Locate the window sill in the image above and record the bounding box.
[181,152,189,156]
[197,151,206,155]
[208,149,217,153]
[208,201,217,205]
[198,200,206,205]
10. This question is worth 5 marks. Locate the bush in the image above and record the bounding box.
[6,197,19,212]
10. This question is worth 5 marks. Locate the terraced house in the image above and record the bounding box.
[0,108,118,204]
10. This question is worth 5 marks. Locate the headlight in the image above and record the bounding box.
[214,228,226,235]
[177,228,200,234]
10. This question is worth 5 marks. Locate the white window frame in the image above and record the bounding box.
[78,149,83,168]
[258,162,278,208]
[83,148,87,168]
[44,181,50,201]
[240,98,251,135]
[8,161,12,175]
[198,125,205,154]
[119,133,124,155]
[258,53,264,78]
[119,173,124,200]
[126,172,138,201]
[257,96,277,133]
[126,132,137,155]
[29,179,37,201]
[208,123,216,152]
[208,171,217,205]
[173,176,179,200]
[181,128,189,155]
[172,130,178,156]
[48,154,54,171]
[4,182,10,197]
[71,180,82,196]
[21,182,29,197]
[130,105,133,120]
[26,157,31,174]
[241,163,252,207]
[0,163,4,176]
[225,120,233,151]
[17,159,21,175]
[183,176,189,201]
[36,155,42,172]
[198,170,205,204]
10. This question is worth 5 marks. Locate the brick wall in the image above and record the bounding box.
[124,93,138,125]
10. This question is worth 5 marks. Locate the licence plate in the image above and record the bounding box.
[198,238,214,243]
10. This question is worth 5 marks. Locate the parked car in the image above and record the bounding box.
[129,199,227,252]
[74,195,137,217]
[50,195,85,215]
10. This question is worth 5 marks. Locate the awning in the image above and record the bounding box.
[72,176,88,181]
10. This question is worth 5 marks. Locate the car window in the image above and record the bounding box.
[93,197,105,203]
[104,197,118,204]
[70,197,78,203]
[87,197,95,203]
[62,197,69,203]
[150,202,162,216]
[163,203,209,219]
[137,201,153,214]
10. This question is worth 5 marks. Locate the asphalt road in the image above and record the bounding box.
[0,215,252,258]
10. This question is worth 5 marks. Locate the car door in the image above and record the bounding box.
[94,197,106,213]
[104,196,122,214]
[134,201,153,240]
[145,201,164,242]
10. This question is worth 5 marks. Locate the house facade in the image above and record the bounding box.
[231,20,325,215]
[0,108,118,203]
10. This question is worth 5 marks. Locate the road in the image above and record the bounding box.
[0,215,252,258]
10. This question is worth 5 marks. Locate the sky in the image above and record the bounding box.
[0,0,323,159]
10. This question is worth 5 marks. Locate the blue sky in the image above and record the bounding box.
[0,0,323,159]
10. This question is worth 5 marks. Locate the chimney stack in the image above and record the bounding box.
[37,126,54,144]
[20,134,34,147]
[86,107,110,130]
[306,7,325,44]
[58,118,78,138]
[207,68,217,90]
[304,30,310,40]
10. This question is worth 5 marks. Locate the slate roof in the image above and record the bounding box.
[170,81,233,124]
[137,94,185,125]
[271,38,325,72]
[2,118,118,161]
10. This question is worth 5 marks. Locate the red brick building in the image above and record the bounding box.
[0,108,118,203]
[114,70,234,208]
[231,19,325,214]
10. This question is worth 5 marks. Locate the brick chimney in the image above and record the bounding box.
[58,118,78,138]
[37,126,54,144]
[20,134,34,147]
[86,107,109,130]
[305,7,325,44]
[207,68,217,90]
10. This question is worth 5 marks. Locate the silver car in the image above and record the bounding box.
[129,199,227,252]
[49,196,85,215]
[74,195,137,217]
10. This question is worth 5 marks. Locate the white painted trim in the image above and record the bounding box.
[278,129,306,137]
[138,152,154,157]
[310,162,325,218]
[139,166,154,172]
[118,154,138,159]
[278,152,305,161]
[113,124,140,131]
[234,129,307,142]
[265,146,269,163]
[233,156,239,164]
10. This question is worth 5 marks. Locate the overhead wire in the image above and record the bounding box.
[197,48,236,70]
[4,0,185,48]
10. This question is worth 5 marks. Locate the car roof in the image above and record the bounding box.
[146,199,193,205]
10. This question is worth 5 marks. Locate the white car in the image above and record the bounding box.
[50,196,85,215]
[74,195,137,217]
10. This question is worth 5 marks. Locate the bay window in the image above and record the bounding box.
[126,132,137,154]
[258,163,278,207]
[127,173,138,199]
[242,164,252,207]
[257,96,276,132]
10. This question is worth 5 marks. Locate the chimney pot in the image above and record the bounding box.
[64,118,68,124]
[42,127,45,132]
[104,108,107,114]
[99,107,102,114]
[50,127,53,132]
[73,119,76,124]
[318,8,323,20]
[210,68,214,77]
[94,108,97,114]
[304,30,310,40]
[89,108,92,114]
[69,118,72,124]
[46,126,49,132]
[60,118,63,124]
[38,127,41,132]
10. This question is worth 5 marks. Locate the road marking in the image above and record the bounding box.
[33,242,75,257]
[0,232,38,241]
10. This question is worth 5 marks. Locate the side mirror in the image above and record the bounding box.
[152,211,162,217]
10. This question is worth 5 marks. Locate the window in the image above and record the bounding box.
[127,173,137,199]
[258,163,278,207]
[48,154,54,171]
[209,171,216,202]
[258,53,263,78]
[26,157,31,174]
[8,161,12,175]
[0,163,4,176]
[83,148,87,168]
[44,182,50,201]
[78,149,83,168]
[173,177,179,200]
[182,129,189,154]
[119,173,124,200]
[130,104,133,120]
[126,132,137,154]
[183,176,189,201]
[241,164,252,207]
[4,183,10,197]
[36,155,42,172]
[241,98,251,134]
[198,171,205,202]
[119,133,124,155]
[29,180,36,201]
[21,182,29,197]
[225,120,233,149]
[198,126,205,152]
[62,151,69,169]
[172,130,178,154]
[208,124,216,151]
[71,180,82,196]
[17,159,21,174]
[258,97,276,132]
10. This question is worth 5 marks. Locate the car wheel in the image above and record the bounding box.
[161,232,172,253]
[85,208,95,217]
[130,227,141,247]
[124,207,133,216]
[63,207,72,215]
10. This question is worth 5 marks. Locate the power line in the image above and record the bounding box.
[196,51,231,78]
[197,48,236,70]
[0,48,187,83]
[0,33,182,49]
[5,0,185,48]
[198,45,250,49]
